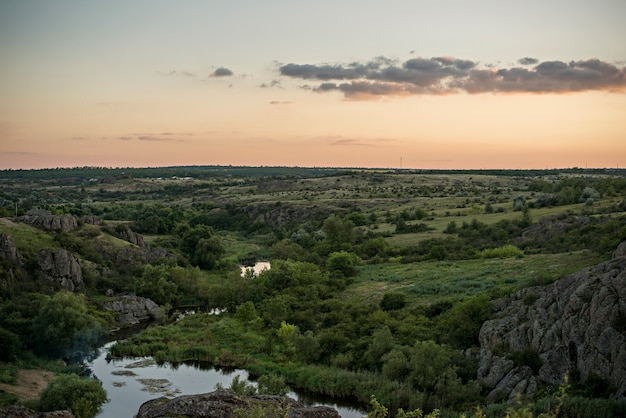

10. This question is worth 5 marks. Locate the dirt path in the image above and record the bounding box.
[0,369,55,401]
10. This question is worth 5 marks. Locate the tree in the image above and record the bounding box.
[322,215,355,245]
[193,236,225,269]
[326,251,359,278]
[32,292,104,358]
[138,265,178,305]
[180,225,225,269]
[235,301,261,330]
[40,374,107,418]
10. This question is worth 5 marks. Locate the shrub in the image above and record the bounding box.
[380,293,406,311]
[39,374,107,418]
[477,245,523,259]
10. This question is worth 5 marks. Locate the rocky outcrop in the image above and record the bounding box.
[103,294,161,325]
[614,241,626,259]
[0,232,24,266]
[81,215,103,226]
[477,244,626,401]
[136,389,341,418]
[112,224,146,247]
[0,406,74,418]
[14,213,79,233]
[37,248,83,291]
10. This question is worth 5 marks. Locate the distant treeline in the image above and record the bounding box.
[1,165,625,182]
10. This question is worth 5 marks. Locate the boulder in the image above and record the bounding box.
[103,294,160,325]
[136,389,341,418]
[37,248,83,291]
[477,249,626,399]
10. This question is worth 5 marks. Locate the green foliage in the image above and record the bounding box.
[180,224,225,269]
[322,215,355,245]
[364,395,440,418]
[380,293,406,311]
[32,292,105,358]
[226,374,258,396]
[0,327,21,361]
[39,374,107,418]
[437,295,492,348]
[0,390,19,406]
[137,264,178,305]
[257,374,289,396]
[477,245,524,259]
[326,251,359,277]
[235,301,261,329]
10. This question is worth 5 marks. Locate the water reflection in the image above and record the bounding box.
[240,261,271,277]
[89,342,364,418]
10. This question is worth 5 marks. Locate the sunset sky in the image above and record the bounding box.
[1,0,625,170]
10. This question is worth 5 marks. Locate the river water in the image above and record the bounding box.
[90,260,363,417]
[89,342,365,418]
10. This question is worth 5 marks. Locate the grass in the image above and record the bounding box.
[0,220,57,258]
[347,250,603,307]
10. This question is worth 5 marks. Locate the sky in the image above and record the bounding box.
[1,0,625,170]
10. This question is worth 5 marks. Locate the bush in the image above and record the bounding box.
[477,245,524,259]
[39,374,107,418]
[380,293,406,311]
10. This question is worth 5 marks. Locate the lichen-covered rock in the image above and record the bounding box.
[477,248,626,400]
[103,294,160,325]
[136,389,341,418]
[37,248,83,291]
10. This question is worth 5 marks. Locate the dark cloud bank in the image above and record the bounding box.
[279,57,626,98]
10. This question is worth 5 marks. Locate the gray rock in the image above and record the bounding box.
[111,224,146,247]
[477,248,626,399]
[136,389,340,418]
[14,214,79,233]
[614,241,626,259]
[37,248,83,291]
[0,231,24,266]
[0,405,74,417]
[103,294,160,325]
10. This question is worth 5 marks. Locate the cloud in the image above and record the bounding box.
[115,133,187,142]
[269,101,293,105]
[210,67,234,77]
[326,136,393,146]
[519,57,539,65]
[260,79,282,88]
[279,56,626,99]
[165,70,199,79]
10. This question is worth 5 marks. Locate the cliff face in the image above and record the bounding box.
[136,389,341,418]
[14,214,79,233]
[0,232,24,266]
[37,248,84,291]
[477,245,626,401]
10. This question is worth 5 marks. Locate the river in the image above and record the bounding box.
[88,341,365,418]
[90,260,364,417]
